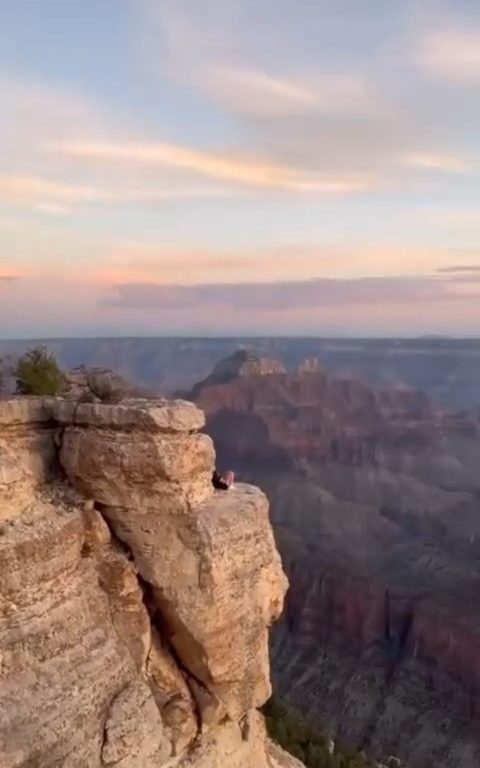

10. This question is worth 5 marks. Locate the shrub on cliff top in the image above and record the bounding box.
[15,346,64,396]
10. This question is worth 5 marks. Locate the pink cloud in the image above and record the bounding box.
[1,272,480,338]
[106,275,451,311]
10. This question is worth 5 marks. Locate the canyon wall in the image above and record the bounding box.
[189,353,480,768]
[0,397,297,768]
[3,337,480,408]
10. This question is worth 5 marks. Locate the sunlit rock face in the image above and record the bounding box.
[0,396,293,768]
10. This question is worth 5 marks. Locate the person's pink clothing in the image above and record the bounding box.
[212,470,235,490]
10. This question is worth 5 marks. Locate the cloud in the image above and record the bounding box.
[53,140,376,194]
[1,271,480,338]
[204,68,319,115]
[93,242,451,286]
[438,265,480,274]
[417,24,480,81]
[0,173,237,212]
[106,274,466,313]
[0,72,111,169]
[0,175,107,205]
[401,152,467,173]
[138,0,480,185]
[0,74,242,214]
[199,66,376,117]
[436,264,480,284]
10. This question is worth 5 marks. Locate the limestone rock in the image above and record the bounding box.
[51,397,205,432]
[188,676,227,730]
[82,505,111,551]
[56,398,287,720]
[62,366,137,403]
[150,485,287,719]
[177,711,272,768]
[146,629,198,754]
[97,484,287,721]
[97,548,152,673]
[0,493,137,767]
[101,681,171,767]
[0,396,298,768]
[0,398,56,518]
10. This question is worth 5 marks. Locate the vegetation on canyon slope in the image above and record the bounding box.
[264,696,374,768]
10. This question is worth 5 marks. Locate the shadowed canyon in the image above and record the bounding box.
[183,347,480,768]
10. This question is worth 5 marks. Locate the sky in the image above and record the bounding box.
[1,0,480,337]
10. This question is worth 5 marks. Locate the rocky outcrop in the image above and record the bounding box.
[296,357,322,375]
[187,353,480,768]
[0,397,293,768]
[188,350,287,399]
[62,366,147,402]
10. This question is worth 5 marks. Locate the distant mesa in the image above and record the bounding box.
[296,357,322,375]
[190,350,287,397]
[220,350,287,378]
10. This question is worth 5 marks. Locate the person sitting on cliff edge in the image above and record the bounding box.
[212,470,235,490]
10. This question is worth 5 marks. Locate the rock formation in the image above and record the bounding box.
[296,357,322,375]
[188,350,287,400]
[5,337,480,409]
[0,396,295,768]
[187,352,480,768]
[62,366,149,402]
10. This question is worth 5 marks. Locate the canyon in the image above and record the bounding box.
[185,350,480,768]
[4,339,480,767]
[3,337,480,408]
[0,395,298,768]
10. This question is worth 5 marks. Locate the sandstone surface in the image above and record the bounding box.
[0,396,293,768]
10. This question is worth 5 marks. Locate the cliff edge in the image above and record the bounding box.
[0,397,296,768]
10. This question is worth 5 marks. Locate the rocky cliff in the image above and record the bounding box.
[0,396,298,768]
[187,353,480,768]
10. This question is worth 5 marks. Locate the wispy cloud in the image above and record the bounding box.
[0,72,110,167]
[438,265,480,274]
[92,242,451,285]
[204,68,319,115]
[0,175,106,205]
[140,0,480,183]
[0,173,237,213]
[417,24,480,81]
[200,66,376,116]
[401,152,467,173]
[0,75,242,215]
[53,140,375,194]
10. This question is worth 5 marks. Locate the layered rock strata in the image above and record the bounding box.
[0,397,291,768]
[187,352,480,768]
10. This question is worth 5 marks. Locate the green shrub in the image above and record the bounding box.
[263,695,373,768]
[15,346,64,396]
